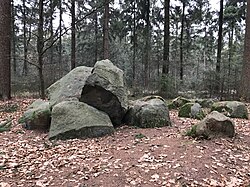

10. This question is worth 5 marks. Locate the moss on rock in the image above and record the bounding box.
[211,101,248,119]
[168,96,191,110]
[178,103,205,120]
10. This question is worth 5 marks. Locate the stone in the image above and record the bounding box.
[27,99,46,109]
[211,101,248,119]
[47,66,92,107]
[80,59,128,126]
[168,96,191,110]
[19,99,51,130]
[195,99,214,108]
[178,103,205,120]
[49,101,114,140]
[186,111,235,139]
[124,96,171,128]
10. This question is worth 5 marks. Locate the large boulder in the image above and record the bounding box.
[178,103,205,120]
[18,99,51,130]
[47,66,92,106]
[124,96,171,128]
[186,111,235,139]
[80,59,128,126]
[168,96,191,110]
[211,101,248,119]
[49,101,114,140]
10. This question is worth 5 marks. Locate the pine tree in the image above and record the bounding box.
[240,1,250,101]
[0,0,11,100]
[103,0,109,59]
[162,0,170,75]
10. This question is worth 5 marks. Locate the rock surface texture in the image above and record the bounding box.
[19,99,51,130]
[125,96,171,128]
[188,111,235,139]
[49,101,114,140]
[80,59,128,126]
[195,99,214,108]
[178,102,205,120]
[168,96,191,110]
[47,66,92,107]
[211,101,248,119]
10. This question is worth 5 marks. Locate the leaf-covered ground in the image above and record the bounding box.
[0,99,250,187]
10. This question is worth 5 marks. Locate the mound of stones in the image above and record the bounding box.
[19,60,171,140]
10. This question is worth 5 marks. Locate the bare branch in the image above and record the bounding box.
[41,0,112,55]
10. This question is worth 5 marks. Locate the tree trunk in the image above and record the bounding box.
[11,0,17,74]
[103,0,109,59]
[180,1,185,81]
[22,0,28,75]
[71,0,76,69]
[216,0,224,94]
[228,25,233,77]
[94,7,98,64]
[0,0,11,100]
[37,0,45,99]
[240,1,250,101]
[132,0,137,87]
[49,0,54,65]
[58,0,62,77]
[144,0,150,89]
[227,24,234,96]
[162,0,170,75]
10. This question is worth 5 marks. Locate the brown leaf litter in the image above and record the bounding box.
[0,98,250,187]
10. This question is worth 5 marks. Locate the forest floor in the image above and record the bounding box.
[0,98,250,187]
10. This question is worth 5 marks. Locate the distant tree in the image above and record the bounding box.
[216,0,224,95]
[37,0,45,99]
[94,0,99,63]
[132,0,137,86]
[49,0,55,65]
[180,0,186,81]
[58,0,63,66]
[71,0,76,69]
[22,0,28,75]
[240,1,250,101]
[0,0,11,100]
[162,0,170,75]
[143,0,151,88]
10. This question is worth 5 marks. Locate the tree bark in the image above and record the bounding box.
[11,0,17,74]
[0,0,11,100]
[22,0,28,75]
[103,0,109,59]
[71,0,76,69]
[49,0,54,65]
[94,7,98,64]
[58,0,62,78]
[240,1,250,101]
[144,0,150,89]
[37,0,45,99]
[216,0,224,94]
[132,0,137,87]
[180,1,185,81]
[162,0,170,75]
[227,23,234,96]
